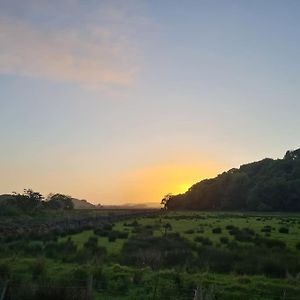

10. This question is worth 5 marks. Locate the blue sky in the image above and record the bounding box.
[0,1,300,204]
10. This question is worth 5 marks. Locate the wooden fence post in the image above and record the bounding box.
[86,274,93,300]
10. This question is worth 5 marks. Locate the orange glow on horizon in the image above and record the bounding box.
[177,182,193,194]
[7,157,227,206]
[115,161,224,205]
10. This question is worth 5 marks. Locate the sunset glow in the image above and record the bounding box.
[1,1,300,205]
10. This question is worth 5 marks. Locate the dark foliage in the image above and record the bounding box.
[194,236,213,246]
[0,262,11,279]
[121,233,193,268]
[261,225,272,233]
[0,189,75,214]
[196,244,299,278]
[94,227,128,241]
[220,236,229,244]
[166,149,300,211]
[184,229,195,234]
[212,227,222,234]
[233,228,255,243]
[46,193,74,210]
[44,238,77,260]
[278,227,289,234]
[254,237,286,249]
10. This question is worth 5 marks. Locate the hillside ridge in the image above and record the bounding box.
[166,149,300,211]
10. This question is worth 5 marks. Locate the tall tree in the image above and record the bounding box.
[47,193,74,210]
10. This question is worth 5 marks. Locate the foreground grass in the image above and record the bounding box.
[1,256,299,300]
[1,211,300,299]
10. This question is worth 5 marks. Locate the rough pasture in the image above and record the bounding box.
[0,211,300,299]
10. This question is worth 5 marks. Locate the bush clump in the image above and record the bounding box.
[184,229,195,234]
[261,226,272,233]
[0,263,11,279]
[44,238,77,260]
[108,232,117,242]
[122,234,193,268]
[220,236,229,244]
[94,228,128,241]
[212,227,222,234]
[278,227,289,234]
[194,236,212,246]
[232,228,255,243]
[255,237,286,249]
[31,258,47,279]
[226,225,237,231]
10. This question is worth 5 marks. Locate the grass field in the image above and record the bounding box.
[60,212,300,252]
[1,211,300,299]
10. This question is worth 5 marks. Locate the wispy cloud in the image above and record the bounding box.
[0,1,142,89]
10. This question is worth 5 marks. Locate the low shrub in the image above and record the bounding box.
[131,226,153,236]
[31,258,47,279]
[0,263,11,279]
[72,267,89,281]
[44,239,77,260]
[122,234,193,268]
[261,226,272,233]
[108,232,116,242]
[94,228,109,237]
[233,228,255,243]
[125,220,139,227]
[84,236,98,252]
[226,225,237,231]
[278,227,289,234]
[103,223,114,231]
[197,247,236,273]
[212,227,222,234]
[237,277,251,284]
[24,241,44,255]
[261,259,286,278]
[194,236,212,246]
[220,236,229,244]
[117,231,129,239]
[106,230,129,242]
[255,237,286,249]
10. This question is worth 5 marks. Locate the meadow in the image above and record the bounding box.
[0,211,300,299]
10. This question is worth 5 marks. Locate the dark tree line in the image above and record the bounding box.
[0,189,74,214]
[165,149,300,211]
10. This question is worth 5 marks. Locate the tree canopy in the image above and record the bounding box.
[46,193,74,210]
[165,149,300,211]
[0,189,74,215]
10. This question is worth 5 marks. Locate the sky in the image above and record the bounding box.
[0,0,300,205]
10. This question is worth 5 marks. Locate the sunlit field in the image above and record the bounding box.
[60,212,300,253]
[1,211,300,299]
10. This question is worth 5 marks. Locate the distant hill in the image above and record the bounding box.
[101,202,160,210]
[0,194,15,204]
[166,149,300,211]
[0,194,98,210]
[0,192,158,211]
[71,198,97,209]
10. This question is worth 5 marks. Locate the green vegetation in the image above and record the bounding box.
[0,189,74,217]
[165,148,300,211]
[0,211,299,299]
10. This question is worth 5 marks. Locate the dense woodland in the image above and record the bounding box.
[165,149,300,211]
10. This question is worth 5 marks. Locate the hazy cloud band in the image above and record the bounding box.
[0,16,138,89]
